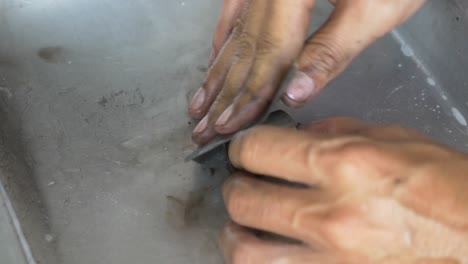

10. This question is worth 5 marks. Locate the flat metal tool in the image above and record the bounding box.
[186,68,297,166]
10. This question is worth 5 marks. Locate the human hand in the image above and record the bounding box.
[220,117,468,263]
[189,0,426,145]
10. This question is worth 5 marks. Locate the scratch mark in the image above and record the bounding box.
[386,85,404,98]
[19,100,30,122]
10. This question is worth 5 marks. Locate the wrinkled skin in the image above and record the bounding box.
[189,0,426,145]
[220,118,468,264]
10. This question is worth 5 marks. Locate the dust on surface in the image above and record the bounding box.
[97,88,145,108]
[166,188,213,228]
[196,65,208,73]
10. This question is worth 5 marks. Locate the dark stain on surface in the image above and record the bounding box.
[196,65,208,73]
[0,57,13,66]
[38,46,65,64]
[183,191,205,224]
[165,189,209,227]
[97,88,145,108]
[97,97,108,107]
[135,87,144,104]
[0,55,17,68]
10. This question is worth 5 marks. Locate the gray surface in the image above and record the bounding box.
[0,0,467,263]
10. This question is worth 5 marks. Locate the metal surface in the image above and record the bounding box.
[0,0,467,263]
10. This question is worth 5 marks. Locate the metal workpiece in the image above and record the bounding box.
[0,0,467,263]
[190,110,297,172]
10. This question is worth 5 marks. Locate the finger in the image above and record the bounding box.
[190,0,269,138]
[228,125,414,190]
[303,117,374,135]
[209,0,248,66]
[213,0,314,134]
[229,125,323,185]
[223,173,333,242]
[212,57,289,134]
[192,56,254,144]
[283,0,426,107]
[412,258,462,264]
[222,175,422,259]
[189,37,237,119]
[303,117,431,141]
[220,221,337,264]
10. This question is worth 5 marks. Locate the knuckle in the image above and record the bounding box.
[334,140,375,170]
[334,139,375,160]
[300,36,347,77]
[240,84,271,106]
[293,205,357,244]
[217,89,237,106]
[256,32,280,56]
[320,207,360,246]
[235,31,256,59]
[211,88,238,112]
[237,128,262,167]
[235,30,281,60]
[317,138,376,177]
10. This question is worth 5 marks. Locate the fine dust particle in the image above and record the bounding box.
[451,107,467,126]
[401,44,414,57]
[398,64,402,68]
[442,95,448,100]
[426,78,436,86]
[44,234,54,242]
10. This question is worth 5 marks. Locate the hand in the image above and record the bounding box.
[220,117,468,263]
[189,0,426,145]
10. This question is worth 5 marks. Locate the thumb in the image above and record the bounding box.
[282,0,423,107]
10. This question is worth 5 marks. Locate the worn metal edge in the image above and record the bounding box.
[0,179,37,264]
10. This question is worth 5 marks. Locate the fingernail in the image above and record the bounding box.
[193,116,208,134]
[285,71,315,102]
[190,88,206,110]
[215,105,234,126]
